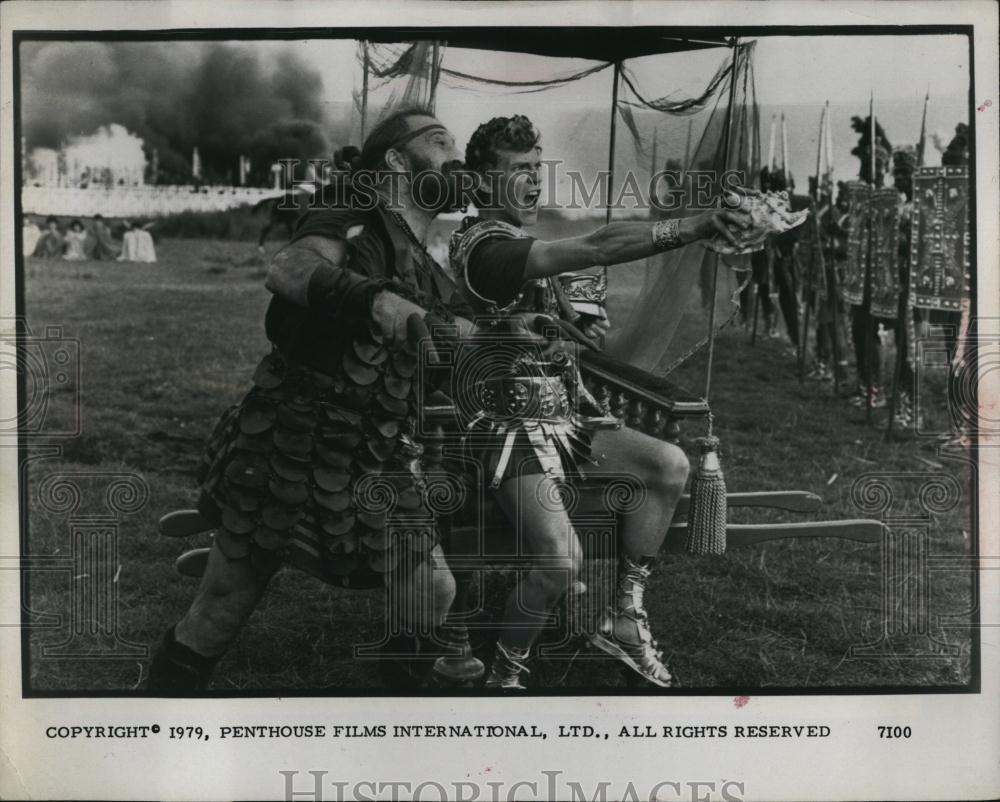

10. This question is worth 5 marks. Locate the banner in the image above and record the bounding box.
[909,166,970,311]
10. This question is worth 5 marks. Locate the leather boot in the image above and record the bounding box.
[147,626,219,694]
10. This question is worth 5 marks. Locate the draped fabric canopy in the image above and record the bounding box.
[607,42,759,378]
[363,29,731,63]
[354,33,758,385]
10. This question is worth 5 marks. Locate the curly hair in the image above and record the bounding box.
[464,115,541,174]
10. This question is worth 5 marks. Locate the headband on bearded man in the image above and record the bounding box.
[388,124,449,152]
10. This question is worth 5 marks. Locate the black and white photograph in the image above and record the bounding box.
[1,1,997,800]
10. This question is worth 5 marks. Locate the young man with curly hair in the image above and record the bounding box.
[450,114,750,688]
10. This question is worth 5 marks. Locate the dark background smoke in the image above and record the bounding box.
[21,41,349,184]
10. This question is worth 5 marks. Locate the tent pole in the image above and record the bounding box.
[703,37,741,405]
[684,118,693,175]
[361,41,370,141]
[429,42,441,112]
[650,126,659,181]
[605,60,622,225]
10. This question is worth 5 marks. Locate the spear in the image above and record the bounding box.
[869,92,876,185]
[814,107,826,202]
[781,112,789,183]
[825,101,834,178]
[823,99,845,393]
[800,104,828,381]
[863,90,877,423]
[917,87,930,167]
[887,89,930,439]
[767,115,776,172]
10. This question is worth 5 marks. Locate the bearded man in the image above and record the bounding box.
[148,107,476,692]
[450,114,750,688]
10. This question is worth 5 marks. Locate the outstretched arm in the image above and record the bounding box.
[524,207,750,280]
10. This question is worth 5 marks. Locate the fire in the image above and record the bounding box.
[28,123,147,187]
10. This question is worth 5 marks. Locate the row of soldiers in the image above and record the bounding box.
[742,119,970,435]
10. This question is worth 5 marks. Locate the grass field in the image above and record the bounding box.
[21,236,975,693]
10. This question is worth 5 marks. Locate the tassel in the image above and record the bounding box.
[686,432,727,555]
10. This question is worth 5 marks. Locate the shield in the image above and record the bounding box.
[909,166,970,311]
[868,188,902,319]
[840,183,900,318]
[840,181,870,307]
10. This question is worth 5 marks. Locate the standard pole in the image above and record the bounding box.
[360,41,370,141]
[704,38,741,404]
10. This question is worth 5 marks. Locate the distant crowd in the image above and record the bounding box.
[23,214,157,263]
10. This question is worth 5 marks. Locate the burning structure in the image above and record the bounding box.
[20,40,340,187]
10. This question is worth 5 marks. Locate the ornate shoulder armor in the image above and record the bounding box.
[449,217,531,315]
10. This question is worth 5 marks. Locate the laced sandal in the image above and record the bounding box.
[588,557,678,688]
[484,642,531,690]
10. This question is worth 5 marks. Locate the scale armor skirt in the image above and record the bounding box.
[196,333,440,588]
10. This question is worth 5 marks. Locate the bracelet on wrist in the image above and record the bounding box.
[651,218,683,251]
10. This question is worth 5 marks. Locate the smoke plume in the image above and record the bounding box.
[21,41,345,184]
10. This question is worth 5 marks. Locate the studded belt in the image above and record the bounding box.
[475,375,573,423]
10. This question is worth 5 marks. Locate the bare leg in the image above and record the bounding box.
[174,542,277,657]
[149,541,278,693]
[483,474,582,688]
[385,544,456,636]
[495,474,582,648]
[589,426,689,559]
[586,426,688,687]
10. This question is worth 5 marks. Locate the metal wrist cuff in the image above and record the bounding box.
[651,218,683,251]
